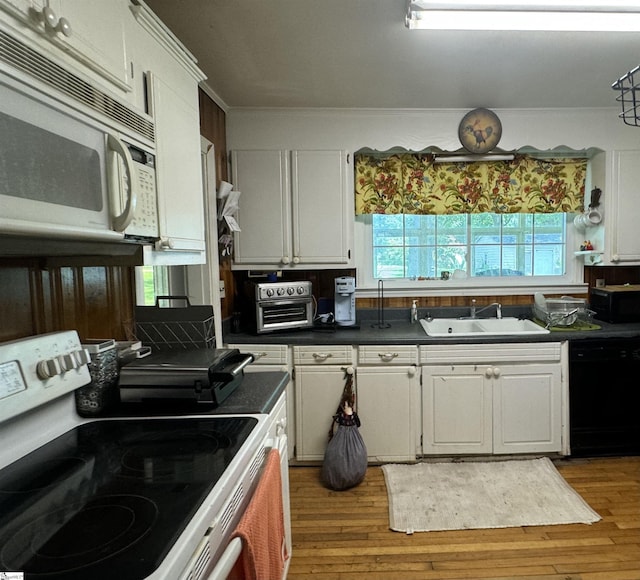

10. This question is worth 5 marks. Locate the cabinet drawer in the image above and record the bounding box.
[293,345,354,365]
[358,345,417,365]
[420,342,562,364]
[227,344,290,365]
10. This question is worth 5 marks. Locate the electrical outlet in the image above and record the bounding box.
[219,280,225,298]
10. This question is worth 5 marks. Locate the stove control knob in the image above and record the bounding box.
[74,348,91,367]
[57,353,77,372]
[277,287,285,296]
[287,287,294,295]
[297,286,305,295]
[37,358,62,379]
[266,288,275,297]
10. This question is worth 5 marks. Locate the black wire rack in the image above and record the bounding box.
[612,65,640,127]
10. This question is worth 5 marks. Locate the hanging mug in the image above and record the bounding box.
[574,209,602,232]
[585,208,602,225]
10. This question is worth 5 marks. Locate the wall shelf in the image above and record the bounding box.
[574,250,603,264]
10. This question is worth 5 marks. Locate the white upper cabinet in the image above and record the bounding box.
[148,70,205,257]
[291,150,351,266]
[128,2,207,264]
[230,149,352,269]
[608,150,640,263]
[0,0,131,92]
[590,149,640,265]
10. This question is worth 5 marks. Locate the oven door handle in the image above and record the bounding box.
[258,298,309,307]
[206,434,288,580]
[206,537,243,580]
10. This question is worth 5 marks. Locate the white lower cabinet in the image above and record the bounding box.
[233,340,565,462]
[420,342,564,455]
[356,345,420,462]
[293,345,354,461]
[492,363,562,453]
[356,367,420,461]
[422,365,493,454]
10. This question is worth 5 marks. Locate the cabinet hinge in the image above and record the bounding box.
[292,367,296,381]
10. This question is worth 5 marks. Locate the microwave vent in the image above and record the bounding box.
[0,28,154,142]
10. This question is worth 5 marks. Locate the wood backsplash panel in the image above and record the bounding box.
[584,265,640,287]
[354,293,569,309]
[0,265,37,341]
[0,260,134,342]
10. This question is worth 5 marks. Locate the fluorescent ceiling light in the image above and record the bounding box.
[406,1,640,31]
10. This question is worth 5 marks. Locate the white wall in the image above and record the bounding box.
[226,107,639,153]
[226,107,640,292]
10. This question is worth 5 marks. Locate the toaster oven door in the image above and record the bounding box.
[256,298,313,333]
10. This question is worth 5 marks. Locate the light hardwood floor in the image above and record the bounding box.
[287,456,640,580]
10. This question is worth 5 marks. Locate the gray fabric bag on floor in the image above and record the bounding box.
[321,372,367,490]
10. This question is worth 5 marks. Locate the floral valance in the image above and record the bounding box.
[354,153,587,215]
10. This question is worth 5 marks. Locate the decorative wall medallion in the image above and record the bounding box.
[458,108,502,154]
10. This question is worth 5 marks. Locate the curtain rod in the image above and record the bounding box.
[434,154,515,163]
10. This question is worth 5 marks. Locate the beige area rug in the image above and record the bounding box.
[382,457,601,533]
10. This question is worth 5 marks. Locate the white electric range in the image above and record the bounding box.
[0,331,290,580]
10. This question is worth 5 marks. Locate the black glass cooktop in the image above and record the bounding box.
[0,417,257,579]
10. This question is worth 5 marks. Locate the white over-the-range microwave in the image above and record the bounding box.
[0,28,158,244]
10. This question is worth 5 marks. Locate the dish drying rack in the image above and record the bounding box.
[132,296,215,350]
[612,65,640,127]
[533,295,594,329]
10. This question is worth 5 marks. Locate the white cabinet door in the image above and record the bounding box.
[149,71,205,259]
[294,365,348,461]
[231,149,351,269]
[422,361,563,455]
[54,0,129,90]
[422,365,493,454]
[231,150,291,266]
[492,363,562,454]
[608,150,640,263]
[0,0,130,91]
[291,150,350,265]
[356,366,419,461]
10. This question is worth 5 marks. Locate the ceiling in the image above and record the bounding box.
[143,0,638,112]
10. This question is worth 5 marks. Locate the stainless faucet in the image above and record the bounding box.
[464,299,502,319]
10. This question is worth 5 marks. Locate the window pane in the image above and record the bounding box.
[372,214,404,246]
[373,247,404,278]
[138,266,169,305]
[371,211,567,280]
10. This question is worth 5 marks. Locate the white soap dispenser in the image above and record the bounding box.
[410,299,418,324]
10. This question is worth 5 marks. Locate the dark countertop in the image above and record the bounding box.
[213,370,289,414]
[226,307,640,346]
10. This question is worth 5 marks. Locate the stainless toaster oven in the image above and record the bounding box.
[252,281,314,333]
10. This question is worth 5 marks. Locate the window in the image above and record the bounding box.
[371,212,567,279]
[136,266,169,305]
[353,151,591,293]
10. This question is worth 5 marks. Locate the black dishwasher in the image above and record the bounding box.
[569,337,640,456]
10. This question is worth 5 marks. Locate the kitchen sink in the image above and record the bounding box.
[420,317,550,337]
